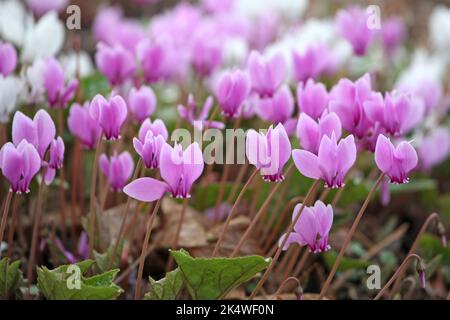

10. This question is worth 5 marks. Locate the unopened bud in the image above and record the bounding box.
[437,222,447,247]
[416,260,426,289]
[296,285,303,300]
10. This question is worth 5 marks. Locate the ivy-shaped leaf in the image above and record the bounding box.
[144,268,184,300]
[37,259,123,300]
[170,249,270,300]
[0,257,24,299]
[94,239,124,273]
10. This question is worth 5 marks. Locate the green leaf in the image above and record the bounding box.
[144,268,184,300]
[94,240,124,273]
[0,258,24,299]
[80,72,110,100]
[323,250,372,272]
[37,260,123,300]
[170,249,271,300]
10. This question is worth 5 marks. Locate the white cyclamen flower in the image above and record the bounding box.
[0,75,24,123]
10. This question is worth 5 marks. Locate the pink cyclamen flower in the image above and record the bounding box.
[42,57,79,108]
[12,109,56,158]
[89,94,128,140]
[336,6,375,56]
[246,124,291,182]
[0,41,17,76]
[137,118,168,143]
[0,140,41,193]
[329,73,376,140]
[216,69,250,118]
[255,85,294,127]
[124,142,204,200]
[95,42,135,86]
[67,102,102,150]
[292,44,330,83]
[27,0,68,17]
[292,133,357,188]
[99,151,134,191]
[279,200,333,253]
[379,17,406,54]
[44,136,65,185]
[191,36,222,77]
[177,94,224,130]
[136,38,173,83]
[296,112,342,155]
[128,86,157,123]
[133,119,168,169]
[374,134,418,184]
[418,127,450,171]
[364,91,424,137]
[247,51,286,98]
[297,79,329,120]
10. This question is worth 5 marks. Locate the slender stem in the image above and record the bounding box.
[249,179,320,299]
[282,246,302,280]
[88,133,103,258]
[6,194,19,257]
[134,198,161,300]
[57,108,68,243]
[319,173,385,299]
[26,170,47,290]
[227,162,249,203]
[214,115,242,222]
[374,254,424,300]
[108,159,142,269]
[0,191,13,245]
[70,139,81,248]
[212,168,258,256]
[294,250,310,277]
[271,276,301,300]
[389,212,441,298]
[166,197,189,271]
[230,164,293,258]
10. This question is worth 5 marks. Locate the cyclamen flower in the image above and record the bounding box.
[177,95,224,130]
[0,140,41,193]
[216,69,250,118]
[279,201,333,253]
[247,51,286,98]
[89,94,128,140]
[124,142,204,200]
[336,6,375,56]
[99,151,134,191]
[12,109,56,158]
[292,44,330,83]
[379,17,406,54]
[418,128,450,171]
[296,112,342,155]
[42,57,78,108]
[364,91,424,136]
[297,79,329,120]
[26,0,68,17]
[128,86,157,123]
[95,42,135,86]
[67,102,102,150]
[255,85,295,130]
[133,118,168,170]
[246,124,291,182]
[44,136,64,185]
[136,38,174,83]
[292,133,356,188]
[0,41,17,76]
[329,73,376,140]
[191,35,222,77]
[374,134,418,184]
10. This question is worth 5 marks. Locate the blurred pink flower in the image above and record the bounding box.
[89,94,128,140]
[418,128,450,171]
[128,86,157,123]
[27,0,68,17]
[95,43,135,86]
[0,41,17,76]
[216,69,250,118]
[292,44,330,83]
[178,94,224,130]
[67,102,102,150]
[255,85,294,128]
[247,51,286,98]
[42,58,78,108]
[297,79,329,120]
[100,151,134,191]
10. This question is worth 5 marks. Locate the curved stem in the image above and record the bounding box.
[88,133,103,258]
[26,170,47,293]
[271,276,301,300]
[389,212,442,298]
[6,194,19,257]
[374,254,424,300]
[0,191,13,245]
[212,168,258,256]
[166,197,189,271]
[319,173,385,299]
[134,198,161,300]
[249,179,320,299]
[108,159,142,269]
[230,164,293,258]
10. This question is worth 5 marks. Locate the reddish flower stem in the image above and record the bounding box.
[166,197,189,271]
[6,194,19,257]
[0,191,13,245]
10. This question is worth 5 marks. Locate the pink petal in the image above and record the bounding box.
[292,149,321,180]
[375,135,394,173]
[123,177,167,202]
